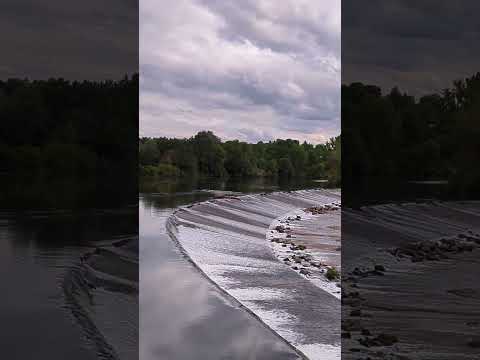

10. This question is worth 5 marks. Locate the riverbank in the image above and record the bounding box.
[167,189,341,360]
[268,204,341,298]
[342,201,480,359]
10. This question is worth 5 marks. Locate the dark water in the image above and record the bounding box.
[139,185,303,360]
[343,176,460,207]
[139,176,329,203]
[0,175,323,359]
[0,176,137,359]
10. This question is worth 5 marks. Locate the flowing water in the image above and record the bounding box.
[140,178,341,360]
[0,175,338,360]
[140,193,301,359]
[0,177,138,359]
[342,201,480,360]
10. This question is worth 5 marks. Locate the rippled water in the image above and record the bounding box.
[342,201,480,360]
[168,190,341,359]
[0,176,137,359]
[0,209,136,358]
[140,193,302,360]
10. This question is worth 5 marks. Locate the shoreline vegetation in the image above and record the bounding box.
[343,72,480,201]
[0,75,138,179]
[139,131,341,186]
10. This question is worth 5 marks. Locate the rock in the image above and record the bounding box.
[292,266,299,270]
[361,328,371,336]
[358,333,398,347]
[342,332,351,339]
[300,268,310,275]
[376,333,398,346]
[374,265,385,272]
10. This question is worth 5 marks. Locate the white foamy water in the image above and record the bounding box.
[167,189,341,360]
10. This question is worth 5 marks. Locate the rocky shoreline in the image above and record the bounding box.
[168,189,341,360]
[342,201,480,360]
[267,203,341,298]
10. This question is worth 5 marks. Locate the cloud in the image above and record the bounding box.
[140,0,340,143]
[342,0,480,95]
[0,0,137,80]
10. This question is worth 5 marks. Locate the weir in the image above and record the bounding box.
[342,201,480,359]
[167,189,341,360]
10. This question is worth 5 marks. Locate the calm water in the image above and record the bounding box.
[139,179,308,360]
[0,175,327,359]
[0,176,137,359]
[139,176,328,197]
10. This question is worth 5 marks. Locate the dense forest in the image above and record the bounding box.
[0,75,138,178]
[139,132,341,184]
[343,72,480,197]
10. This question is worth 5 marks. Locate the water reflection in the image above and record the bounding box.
[140,195,301,360]
[140,175,329,196]
[0,176,137,359]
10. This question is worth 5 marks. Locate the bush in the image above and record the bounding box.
[139,164,181,178]
[325,267,339,281]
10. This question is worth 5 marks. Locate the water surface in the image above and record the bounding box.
[0,176,137,359]
[140,192,302,360]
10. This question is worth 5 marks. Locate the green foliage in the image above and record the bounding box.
[343,72,480,196]
[139,164,181,178]
[325,267,339,281]
[139,132,341,181]
[0,75,138,177]
[193,131,226,177]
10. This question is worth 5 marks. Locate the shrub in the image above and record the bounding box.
[325,267,339,281]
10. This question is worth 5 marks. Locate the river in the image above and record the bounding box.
[0,176,138,359]
[0,175,338,360]
[140,177,340,360]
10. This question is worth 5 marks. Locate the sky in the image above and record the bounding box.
[342,0,480,96]
[140,0,340,144]
[0,0,137,80]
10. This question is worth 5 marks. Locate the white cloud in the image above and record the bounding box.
[140,0,340,143]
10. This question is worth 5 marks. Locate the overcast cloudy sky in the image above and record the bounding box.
[343,0,480,96]
[140,0,340,144]
[1,0,137,80]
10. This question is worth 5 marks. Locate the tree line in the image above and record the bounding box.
[139,131,341,184]
[0,75,138,178]
[343,72,480,197]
